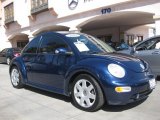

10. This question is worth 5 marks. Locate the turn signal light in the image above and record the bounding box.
[115,86,131,93]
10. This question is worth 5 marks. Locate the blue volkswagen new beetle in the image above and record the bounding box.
[9,32,156,111]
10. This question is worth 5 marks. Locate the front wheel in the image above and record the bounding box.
[71,74,104,112]
[10,66,24,88]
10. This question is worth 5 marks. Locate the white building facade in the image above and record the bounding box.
[0,0,160,50]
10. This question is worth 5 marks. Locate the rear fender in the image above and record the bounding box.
[9,57,27,84]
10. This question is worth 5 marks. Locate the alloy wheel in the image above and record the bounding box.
[7,58,11,65]
[74,79,96,108]
[11,68,20,86]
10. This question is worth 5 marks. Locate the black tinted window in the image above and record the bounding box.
[39,35,69,54]
[12,48,21,52]
[23,37,40,53]
[136,38,160,50]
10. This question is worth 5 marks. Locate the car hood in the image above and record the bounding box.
[117,47,133,55]
[80,53,147,72]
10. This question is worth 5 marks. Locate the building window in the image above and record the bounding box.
[97,35,117,48]
[31,0,48,14]
[17,41,29,49]
[137,35,143,42]
[126,35,134,46]
[97,35,112,43]
[4,3,14,24]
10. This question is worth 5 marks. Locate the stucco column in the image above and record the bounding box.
[154,15,160,35]
[28,34,34,41]
[69,27,81,32]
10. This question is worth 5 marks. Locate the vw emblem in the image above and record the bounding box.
[68,0,79,10]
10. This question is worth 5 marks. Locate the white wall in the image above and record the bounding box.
[83,27,120,42]
[125,26,150,40]
[0,27,11,51]
[53,0,133,18]
[155,20,160,35]
[14,0,30,28]
[83,25,151,44]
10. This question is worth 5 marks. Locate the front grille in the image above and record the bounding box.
[130,89,152,100]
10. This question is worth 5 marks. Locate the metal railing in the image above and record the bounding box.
[4,3,14,24]
[31,0,48,14]
[5,16,14,24]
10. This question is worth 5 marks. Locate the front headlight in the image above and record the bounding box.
[108,64,125,78]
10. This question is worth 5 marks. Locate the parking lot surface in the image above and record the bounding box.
[0,64,160,120]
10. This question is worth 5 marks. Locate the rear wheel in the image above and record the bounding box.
[7,58,11,65]
[71,74,104,112]
[10,67,24,88]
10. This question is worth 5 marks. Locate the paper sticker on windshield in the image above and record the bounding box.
[74,42,89,52]
[66,34,80,37]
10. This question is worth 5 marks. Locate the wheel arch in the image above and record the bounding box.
[9,60,27,84]
[64,69,106,99]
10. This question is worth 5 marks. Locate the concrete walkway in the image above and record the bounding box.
[0,64,160,120]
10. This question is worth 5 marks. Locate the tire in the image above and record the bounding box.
[7,58,11,65]
[71,74,104,112]
[10,66,24,88]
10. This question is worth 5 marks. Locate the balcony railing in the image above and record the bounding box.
[31,2,48,14]
[5,17,14,24]
[4,3,14,24]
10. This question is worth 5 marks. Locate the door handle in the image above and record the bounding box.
[37,55,42,62]
[152,51,159,54]
[26,64,32,71]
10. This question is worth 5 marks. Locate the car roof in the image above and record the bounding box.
[39,31,82,36]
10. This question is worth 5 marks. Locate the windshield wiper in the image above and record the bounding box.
[87,51,103,54]
[81,51,99,54]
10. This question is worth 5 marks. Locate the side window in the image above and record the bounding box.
[23,36,41,54]
[136,38,158,51]
[39,35,70,54]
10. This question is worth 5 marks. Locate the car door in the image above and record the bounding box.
[134,37,160,75]
[0,49,7,63]
[22,36,41,81]
[30,34,75,92]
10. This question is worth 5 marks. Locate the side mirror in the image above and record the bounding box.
[116,46,121,51]
[55,48,73,55]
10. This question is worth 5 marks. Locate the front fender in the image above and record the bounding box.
[64,64,104,96]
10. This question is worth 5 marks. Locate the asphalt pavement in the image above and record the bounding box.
[0,64,160,120]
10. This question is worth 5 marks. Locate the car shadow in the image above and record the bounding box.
[102,98,147,112]
[156,76,160,81]
[24,86,71,103]
[24,85,147,112]
[0,63,8,65]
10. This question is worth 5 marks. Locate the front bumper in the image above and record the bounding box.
[104,81,154,105]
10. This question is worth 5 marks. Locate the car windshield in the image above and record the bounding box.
[13,48,21,52]
[66,33,115,54]
[116,42,130,51]
[132,41,141,47]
